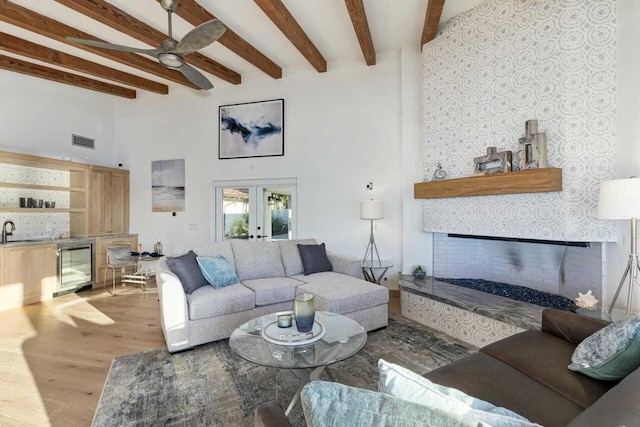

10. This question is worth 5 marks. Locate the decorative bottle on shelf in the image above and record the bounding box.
[154,239,163,255]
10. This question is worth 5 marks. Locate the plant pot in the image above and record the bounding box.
[412,265,427,279]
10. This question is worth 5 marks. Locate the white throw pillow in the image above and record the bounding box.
[378,359,541,427]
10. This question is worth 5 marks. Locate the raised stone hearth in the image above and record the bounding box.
[400,276,546,348]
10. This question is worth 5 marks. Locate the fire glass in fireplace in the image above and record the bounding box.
[57,241,93,295]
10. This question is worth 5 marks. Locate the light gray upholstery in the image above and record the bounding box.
[327,251,364,279]
[232,240,285,280]
[278,238,317,276]
[170,240,235,265]
[157,239,389,353]
[186,283,255,320]
[242,277,303,306]
[188,301,293,346]
[294,272,389,314]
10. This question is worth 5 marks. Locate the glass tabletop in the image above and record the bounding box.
[229,311,367,369]
[361,260,393,268]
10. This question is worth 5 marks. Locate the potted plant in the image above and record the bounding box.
[411,265,426,280]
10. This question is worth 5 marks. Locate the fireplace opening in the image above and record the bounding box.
[435,278,577,311]
[433,233,603,307]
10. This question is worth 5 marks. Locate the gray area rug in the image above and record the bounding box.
[93,314,474,426]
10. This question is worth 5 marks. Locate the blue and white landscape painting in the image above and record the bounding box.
[152,159,185,212]
[219,99,284,159]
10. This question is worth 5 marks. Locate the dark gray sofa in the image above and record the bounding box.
[254,309,640,426]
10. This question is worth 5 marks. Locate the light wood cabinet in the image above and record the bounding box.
[0,244,57,311]
[0,150,130,237]
[94,235,138,288]
[87,167,130,236]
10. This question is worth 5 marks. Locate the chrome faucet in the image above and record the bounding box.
[2,220,15,243]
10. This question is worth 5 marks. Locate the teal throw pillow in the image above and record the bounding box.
[377,359,539,427]
[196,256,239,289]
[301,381,486,427]
[568,314,640,380]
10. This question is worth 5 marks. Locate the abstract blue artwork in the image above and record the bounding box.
[219,99,284,159]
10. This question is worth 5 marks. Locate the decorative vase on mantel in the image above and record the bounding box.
[294,293,315,333]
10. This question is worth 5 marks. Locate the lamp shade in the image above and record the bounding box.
[598,178,640,219]
[361,200,384,220]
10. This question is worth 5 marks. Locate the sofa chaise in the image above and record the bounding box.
[156,239,389,353]
[255,309,640,427]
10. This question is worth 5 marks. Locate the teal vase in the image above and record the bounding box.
[294,293,315,333]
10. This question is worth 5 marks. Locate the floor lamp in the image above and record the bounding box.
[598,177,640,316]
[361,199,384,266]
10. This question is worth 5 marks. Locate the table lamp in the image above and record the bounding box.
[361,199,383,266]
[598,177,640,316]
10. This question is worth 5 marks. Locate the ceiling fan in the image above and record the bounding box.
[66,0,226,90]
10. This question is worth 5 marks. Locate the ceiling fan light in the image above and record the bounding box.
[158,53,183,68]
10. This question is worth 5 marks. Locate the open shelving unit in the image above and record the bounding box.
[0,150,88,218]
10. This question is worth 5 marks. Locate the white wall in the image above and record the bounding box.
[114,53,418,289]
[400,46,433,274]
[0,70,116,166]
[608,0,640,312]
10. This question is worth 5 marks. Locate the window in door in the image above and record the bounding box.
[213,179,297,242]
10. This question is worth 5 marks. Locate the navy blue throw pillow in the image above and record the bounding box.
[297,243,333,276]
[166,250,208,294]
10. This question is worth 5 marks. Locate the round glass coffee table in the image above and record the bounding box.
[229,311,367,415]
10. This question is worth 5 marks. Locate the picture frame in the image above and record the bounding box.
[219,99,284,159]
[151,159,185,212]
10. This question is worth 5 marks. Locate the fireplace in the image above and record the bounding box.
[432,233,604,303]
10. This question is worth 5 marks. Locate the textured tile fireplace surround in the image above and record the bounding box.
[419,0,615,293]
[406,0,617,343]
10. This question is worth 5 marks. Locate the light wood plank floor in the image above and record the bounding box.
[0,287,401,426]
[0,287,165,426]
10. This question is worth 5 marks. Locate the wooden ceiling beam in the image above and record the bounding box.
[165,0,282,79]
[54,0,240,85]
[344,0,375,66]
[253,0,327,73]
[0,54,136,98]
[421,0,445,47]
[0,32,168,94]
[0,0,196,89]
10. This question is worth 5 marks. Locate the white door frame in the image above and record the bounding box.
[211,178,298,242]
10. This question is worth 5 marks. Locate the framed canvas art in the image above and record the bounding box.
[151,159,185,212]
[219,99,284,159]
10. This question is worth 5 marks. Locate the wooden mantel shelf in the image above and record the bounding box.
[414,168,562,199]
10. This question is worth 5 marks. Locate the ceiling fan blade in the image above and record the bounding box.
[172,20,227,54]
[179,64,213,90]
[66,37,160,55]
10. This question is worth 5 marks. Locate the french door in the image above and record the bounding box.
[213,178,297,242]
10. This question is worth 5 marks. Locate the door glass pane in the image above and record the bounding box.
[222,188,250,240]
[264,187,291,240]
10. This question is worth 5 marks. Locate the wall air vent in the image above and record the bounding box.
[72,134,95,149]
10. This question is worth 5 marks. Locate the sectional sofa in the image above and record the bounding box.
[156,239,389,353]
[255,309,640,427]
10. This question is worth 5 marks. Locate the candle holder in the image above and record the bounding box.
[277,314,292,328]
